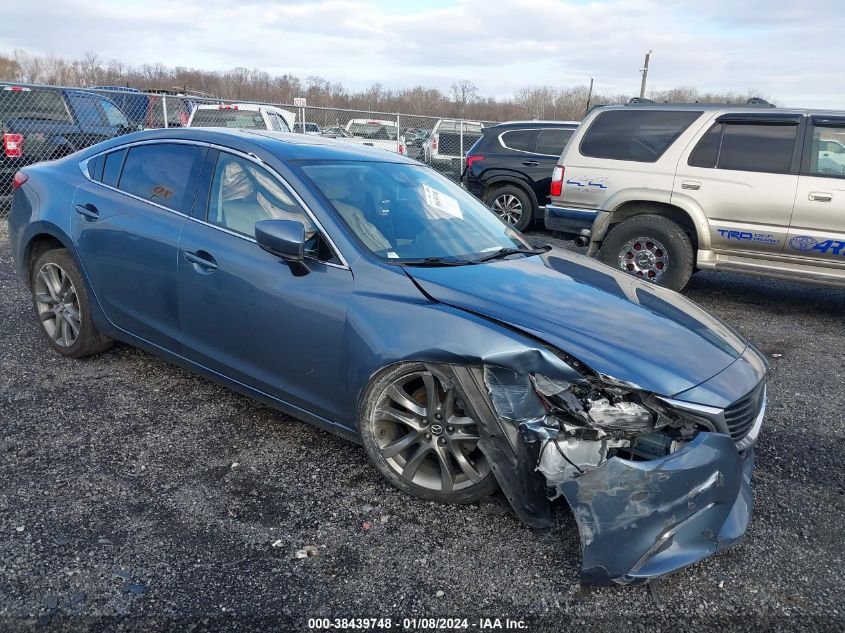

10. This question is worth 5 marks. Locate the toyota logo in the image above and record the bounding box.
[789,235,818,252]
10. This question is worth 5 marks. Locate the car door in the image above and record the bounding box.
[71,141,207,349]
[674,113,803,255]
[785,116,845,266]
[177,149,353,419]
[532,127,576,206]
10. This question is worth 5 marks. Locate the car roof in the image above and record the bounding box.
[489,120,580,130]
[592,104,845,116]
[95,127,417,163]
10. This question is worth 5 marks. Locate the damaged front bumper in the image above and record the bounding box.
[558,432,754,585]
[450,363,761,587]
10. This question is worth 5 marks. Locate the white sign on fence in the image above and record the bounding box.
[293,97,307,107]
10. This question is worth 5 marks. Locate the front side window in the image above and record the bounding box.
[500,129,539,152]
[118,143,204,212]
[580,110,701,162]
[68,94,106,127]
[299,161,530,262]
[534,128,575,156]
[809,126,845,177]
[100,100,129,128]
[208,152,317,242]
[716,123,797,174]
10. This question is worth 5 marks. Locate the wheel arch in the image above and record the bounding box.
[482,177,539,212]
[597,198,709,251]
[22,224,75,289]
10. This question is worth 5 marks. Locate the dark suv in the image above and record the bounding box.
[462,121,578,230]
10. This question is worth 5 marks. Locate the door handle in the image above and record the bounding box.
[681,181,701,190]
[809,192,833,202]
[522,160,540,166]
[184,250,218,271]
[74,203,99,221]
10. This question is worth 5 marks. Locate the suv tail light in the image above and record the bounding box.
[465,154,484,169]
[431,134,439,152]
[550,165,564,197]
[3,133,24,158]
[12,171,28,190]
[398,139,406,155]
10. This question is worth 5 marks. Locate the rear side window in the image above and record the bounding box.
[102,148,127,187]
[535,128,575,156]
[688,124,722,168]
[118,143,204,212]
[717,124,798,174]
[500,129,539,152]
[580,110,701,162]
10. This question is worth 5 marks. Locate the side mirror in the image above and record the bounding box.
[255,219,306,262]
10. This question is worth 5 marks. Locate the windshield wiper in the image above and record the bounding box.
[397,256,476,267]
[471,245,549,263]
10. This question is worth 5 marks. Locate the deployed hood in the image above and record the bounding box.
[406,249,747,397]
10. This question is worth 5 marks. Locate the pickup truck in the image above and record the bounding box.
[342,119,406,155]
[423,119,483,177]
[91,86,192,129]
[1,85,134,205]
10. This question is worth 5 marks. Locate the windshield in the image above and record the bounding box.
[299,161,531,262]
[190,108,265,129]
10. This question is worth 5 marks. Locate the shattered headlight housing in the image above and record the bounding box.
[483,366,661,443]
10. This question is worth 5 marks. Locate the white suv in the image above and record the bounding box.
[546,103,845,290]
[188,103,295,132]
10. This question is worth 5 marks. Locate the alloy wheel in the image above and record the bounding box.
[34,262,81,348]
[618,236,669,282]
[491,194,523,226]
[373,369,490,493]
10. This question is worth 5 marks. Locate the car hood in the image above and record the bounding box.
[406,249,747,397]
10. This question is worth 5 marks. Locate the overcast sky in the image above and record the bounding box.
[2,0,844,107]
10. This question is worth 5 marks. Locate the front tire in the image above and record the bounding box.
[599,214,694,291]
[359,362,498,504]
[485,185,533,231]
[30,248,112,358]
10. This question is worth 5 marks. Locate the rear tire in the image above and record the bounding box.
[30,249,112,358]
[359,362,498,504]
[485,185,533,231]
[599,214,694,291]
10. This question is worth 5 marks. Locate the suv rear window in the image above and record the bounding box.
[580,110,701,162]
[191,108,266,129]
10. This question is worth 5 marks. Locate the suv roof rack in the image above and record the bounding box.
[625,97,775,108]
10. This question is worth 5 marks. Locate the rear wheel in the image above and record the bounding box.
[485,185,533,231]
[359,363,498,504]
[30,249,112,358]
[599,214,694,291]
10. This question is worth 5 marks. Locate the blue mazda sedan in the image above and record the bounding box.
[7,128,766,585]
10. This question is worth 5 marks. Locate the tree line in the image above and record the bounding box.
[0,50,770,122]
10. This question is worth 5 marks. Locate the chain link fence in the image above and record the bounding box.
[0,81,497,218]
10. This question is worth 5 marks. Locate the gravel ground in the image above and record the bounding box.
[1,224,843,632]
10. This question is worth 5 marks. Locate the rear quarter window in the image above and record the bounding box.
[580,110,701,162]
[499,129,539,152]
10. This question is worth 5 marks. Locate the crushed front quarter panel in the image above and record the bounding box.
[557,432,754,585]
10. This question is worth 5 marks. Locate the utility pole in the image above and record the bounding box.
[585,77,594,116]
[639,50,652,99]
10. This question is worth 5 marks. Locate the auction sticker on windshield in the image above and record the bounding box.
[423,184,462,219]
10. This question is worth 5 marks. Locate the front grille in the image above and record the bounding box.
[724,382,765,441]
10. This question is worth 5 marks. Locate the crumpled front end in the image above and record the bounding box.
[557,433,754,585]
[449,348,764,586]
